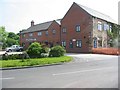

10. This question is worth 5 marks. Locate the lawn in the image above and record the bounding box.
[0,56,72,68]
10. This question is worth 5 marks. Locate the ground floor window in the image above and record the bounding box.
[98,37,102,47]
[69,42,73,48]
[93,38,97,48]
[62,41,66,47]
[76,40,82,48]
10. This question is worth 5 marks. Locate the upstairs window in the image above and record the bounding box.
[98,21,102,31]
[22,34,25,38]
[29,33,33,37]
[62,41,66,47]
[52,29,56,35]
[62,27,67,33]
[110,25,112,32]
[98,24,102,31]
[46,31,48,36]
[104,24,109,30]
[76,40,82,48]
[76,25,80,32]
[38,32,42,36]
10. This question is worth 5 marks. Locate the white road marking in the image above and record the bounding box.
[52,67,115,76]
[0,77,15,80]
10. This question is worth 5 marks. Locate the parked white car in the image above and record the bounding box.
[6,45,23,52]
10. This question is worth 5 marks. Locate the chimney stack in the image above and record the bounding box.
[31,20,34,27]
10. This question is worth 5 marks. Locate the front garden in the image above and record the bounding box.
[0,42,72,68]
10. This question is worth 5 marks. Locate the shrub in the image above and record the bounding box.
[27,42,42,58]
[49,45,66,57]
[41,47,50,53]
[2,53,9,60]
[2,51,30,60]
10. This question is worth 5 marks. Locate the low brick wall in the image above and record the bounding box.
[92,48,120,55]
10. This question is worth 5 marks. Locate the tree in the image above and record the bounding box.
[6,38,19,47]
[0,26,8,49]
[27,42,42,58]
[107,24,120,48]
[7,32,20,47]
[8,32,19,40]
[0,27,20,49]
[49,45,66,57]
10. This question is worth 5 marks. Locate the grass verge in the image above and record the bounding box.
[0,56,72,68]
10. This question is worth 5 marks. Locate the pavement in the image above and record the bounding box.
[1,54,119,88]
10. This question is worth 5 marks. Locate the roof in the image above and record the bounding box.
[21,21,53,33]
[55,19,61,25]
[75,2,117,24]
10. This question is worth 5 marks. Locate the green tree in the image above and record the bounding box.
[0,26,8,49]
[107,24,120,47]
[27,42,42,58]
[8,32,19,40]
[49,45,66,57]
[7,32,20,47]
[6,38,19,47]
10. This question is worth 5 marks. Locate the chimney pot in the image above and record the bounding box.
[31,20,34,27]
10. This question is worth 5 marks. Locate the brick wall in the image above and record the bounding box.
[61,3,93,53]
[20,21,60,49]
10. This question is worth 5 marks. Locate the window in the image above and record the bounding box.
[62,27,66,33]
[76,40,82,48]
[98,37,102,47]
[93,38,97,48]
[52,29,56,34]
[69,42,73,48]
[62,41,66,47]
[104,24,109,30]
[98,24,102,31]
[29,33,33,37]
[22,34,25,38]
[46,31,48,36]
[110,25,112,32]
[38,32,42,36]
[76,25,80,32]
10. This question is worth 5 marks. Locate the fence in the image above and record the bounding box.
[92,48,120,55]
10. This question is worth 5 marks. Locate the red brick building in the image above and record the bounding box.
[20,20,61,49]
[20,2,116,53]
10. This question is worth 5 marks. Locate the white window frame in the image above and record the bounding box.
[62,27,66,33]
[98,23,102,31]
[110,25,112,32]
[62,41,66,47]
[76,40,82,48]
[29,33,33,37]
[38,32,42,36]
[76,25,80,32]
[52,29,56,34]
[46,31,48,36]
[104,24,109,30]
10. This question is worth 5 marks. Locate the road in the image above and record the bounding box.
[1,54,118,88]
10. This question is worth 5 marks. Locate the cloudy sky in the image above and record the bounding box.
[0,0,119,33]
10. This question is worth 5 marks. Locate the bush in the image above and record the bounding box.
[27,42,42,58]
[49,45,66,57]
[41,47,50,53]
[2,52,30,60]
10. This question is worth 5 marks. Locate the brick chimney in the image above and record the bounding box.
[31,20,34,27]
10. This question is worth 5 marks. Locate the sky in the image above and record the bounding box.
[0,0,119,34]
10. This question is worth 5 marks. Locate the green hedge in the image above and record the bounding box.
[49,45,66,57]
